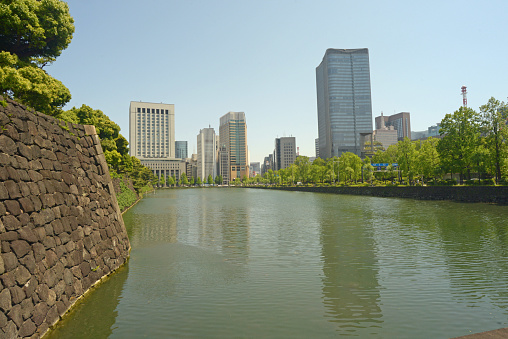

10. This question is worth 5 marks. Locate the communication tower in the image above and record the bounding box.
[461,86,467,107]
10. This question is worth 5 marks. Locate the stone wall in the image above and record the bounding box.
[0,98,131,338]
[251,185,508,204]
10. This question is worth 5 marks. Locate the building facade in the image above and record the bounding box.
[197,127,216,182]
[129,101,175,159]
[129,101,187,184]
[375,112,411,141]
[185,154,198,182]
[249,162,261,178]
[219,112,249,182]
[175,141,188,159]
[316,48,373,159]
[274,136,296,171]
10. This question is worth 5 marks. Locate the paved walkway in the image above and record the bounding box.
[454,328,508,338]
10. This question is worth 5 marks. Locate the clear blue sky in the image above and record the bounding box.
[48,0,508,163]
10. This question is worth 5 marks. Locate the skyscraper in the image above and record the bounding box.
[316,48,373,158]
[175,141,188,159]
[375,112,411,141]
[129,101,175,159]
[197,127,216,182]
[274,136,296,171]
[129,101,185,184]
[219,112,249,182]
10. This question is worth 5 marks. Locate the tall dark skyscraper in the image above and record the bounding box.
[316,48,373,158]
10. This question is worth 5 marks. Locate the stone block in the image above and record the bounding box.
[6,166,21,182]
[46,289,56,307]
[58,231,70,246]
[0,231,19,241]
[20,298,34,321]
[51,219,64,235]
[84,125,96,136]
[18,197,35,214]
[0,310,7,328]
[18,226,37,244]
[11,240,31,258]
[0,288,12,312]
[9,285,26,304]
[45,305,59,327]
[45,250,57,268]
[54,280,65,299]
[79,262,91,277]
[14,265,31,285]
[53,192,64,206]
[27,169,43,182]
[7,304,22,327]
[4,200,21,216]
[17,169,30,182]
[18,318,36,337]
[19,253,36,275]
[23,277,37,299]
[14,155,29,169]
[32,302,48,326]
[0,135,17,154]
[32,208,55,226]
[4,180,21,199]
[43,268,57,288]
[18,213,29,225]
[32,243,45,262]
[0,183,9,200]
[34,226,46,242]
[2,215,21,231]
[27,182,40,195]
[29,159,43,171]
[2,321,17,339]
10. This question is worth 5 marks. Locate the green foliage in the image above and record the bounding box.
[0,0,75,61]
[196,177,202,186]
[0,51,71,115]
[480,97,508,183]
[207,174,213,185]
[116,179,138,212]
[181,172,189,186]
[0,0,74,115]
[437,106,482,183]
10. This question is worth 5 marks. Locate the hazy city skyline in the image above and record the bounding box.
[47,1,508,163]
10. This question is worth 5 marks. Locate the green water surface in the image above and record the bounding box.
[47,188,508,338]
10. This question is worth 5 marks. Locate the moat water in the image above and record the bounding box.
[47,188,508,338]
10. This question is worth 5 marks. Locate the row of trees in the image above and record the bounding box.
[244,98,507,186]
[158,173,225,187]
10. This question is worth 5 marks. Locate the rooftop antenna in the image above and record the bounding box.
[461,86,467,107]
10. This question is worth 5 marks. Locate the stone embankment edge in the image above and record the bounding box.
[246,186,508,204]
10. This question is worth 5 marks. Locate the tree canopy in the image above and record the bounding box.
[0,0,74,62]
[0,0,74,115]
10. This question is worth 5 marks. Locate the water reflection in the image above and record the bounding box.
[45,189,508,338]
[46,264,129,339]
[316,195,383,335]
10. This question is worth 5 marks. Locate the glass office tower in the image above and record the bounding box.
[316,48,373,158]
